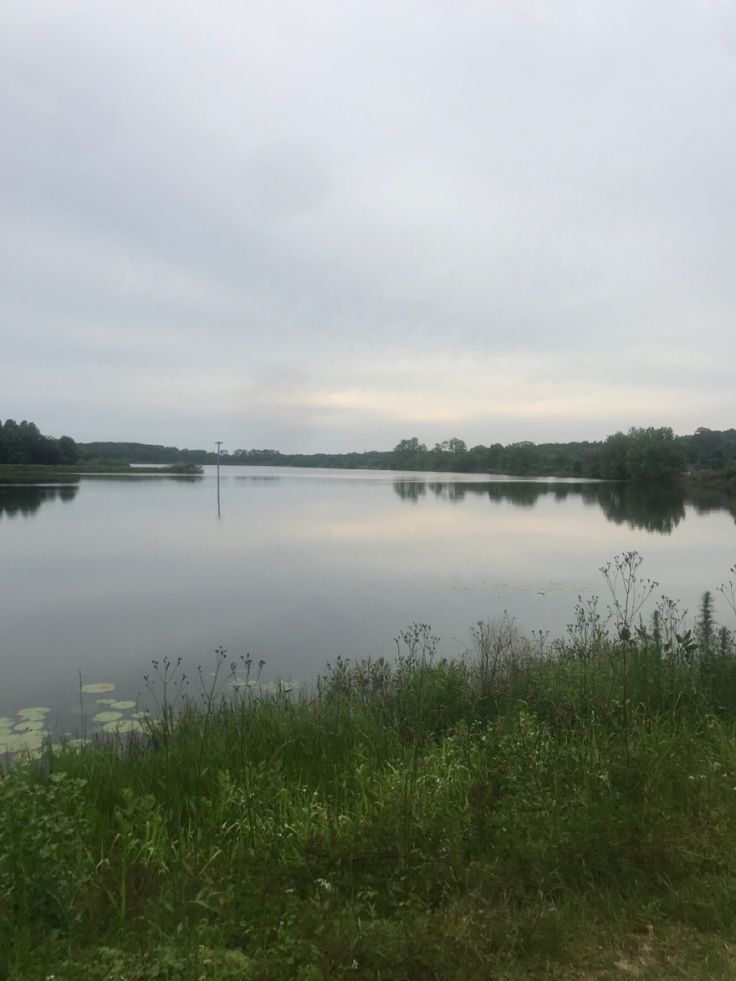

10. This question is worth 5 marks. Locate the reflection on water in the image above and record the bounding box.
[230,475,282,483]
[596,484,686,535]
[393,478,736,535]
[0,474,205,521]
[0,482,79,519]
[2,466,736,727]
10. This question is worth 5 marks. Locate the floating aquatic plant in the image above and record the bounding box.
[92,711,123,724]
[0,729,46,753]
[14,721,46,733]
[81,682,116,694]
[17,707,50,719]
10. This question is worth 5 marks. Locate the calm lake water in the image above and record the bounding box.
[1,466,736,733]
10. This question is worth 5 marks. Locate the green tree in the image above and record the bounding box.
[503,441,538,476]
[394,437,424,454]
[57,436,80,465]
[624,427,685,482]
[600,431,629,480]
[446,437,467,455]
[392,437,428,469]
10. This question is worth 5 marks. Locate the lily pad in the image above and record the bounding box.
[96,698,117,705]
[109,700,136,710]
[0,730,46,753]
[14,721,47,733]
[93,711,123,724]
[17,707,51,719]
[81,683,116,694]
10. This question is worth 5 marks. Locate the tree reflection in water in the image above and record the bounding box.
[392,478,736,535]
[0,483,79,520]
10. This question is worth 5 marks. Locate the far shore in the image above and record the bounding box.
[1,460,734,498]
[0,461,203,478]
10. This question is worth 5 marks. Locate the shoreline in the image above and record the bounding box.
[4,606,736,978]
[0,462,203,478]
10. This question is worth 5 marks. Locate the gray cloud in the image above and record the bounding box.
[1,0,734,451]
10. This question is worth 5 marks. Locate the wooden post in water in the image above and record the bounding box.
[215,440,223,519]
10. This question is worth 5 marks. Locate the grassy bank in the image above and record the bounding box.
[4,559,736,978]
[0,461,131,478]
[0,461,202,479]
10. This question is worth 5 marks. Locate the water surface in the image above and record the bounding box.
[1,467,735,729]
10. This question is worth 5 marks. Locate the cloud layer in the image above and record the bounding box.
[2,1,734,450]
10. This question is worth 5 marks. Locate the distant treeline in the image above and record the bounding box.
[78,441,218,466]
[6,421,735,484]
[78,426,736,484]
[0,419,80,466]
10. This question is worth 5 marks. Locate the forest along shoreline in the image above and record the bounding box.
[2,417,736,493]
[77,424,736,491]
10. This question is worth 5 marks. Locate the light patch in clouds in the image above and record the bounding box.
[1,0,734,451]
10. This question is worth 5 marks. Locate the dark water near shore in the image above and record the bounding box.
[1,466,735,732]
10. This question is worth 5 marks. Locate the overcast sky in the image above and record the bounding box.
[1,1,734,452]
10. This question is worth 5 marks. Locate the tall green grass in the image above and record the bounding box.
[3,555,736,979]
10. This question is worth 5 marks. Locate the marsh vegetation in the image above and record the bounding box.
[3,556,736,978]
